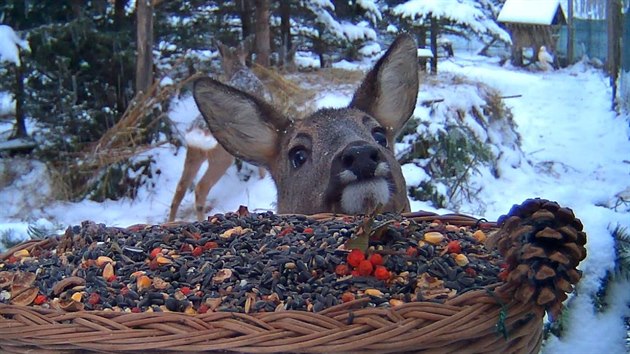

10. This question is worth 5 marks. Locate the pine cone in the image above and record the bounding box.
[493,198,587,320]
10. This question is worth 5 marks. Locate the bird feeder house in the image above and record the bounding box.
[498,0,567,66]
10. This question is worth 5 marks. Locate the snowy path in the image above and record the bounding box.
[441,57,630,353]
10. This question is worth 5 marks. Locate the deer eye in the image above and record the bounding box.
[372,129,387,147]
[288,146,308,169]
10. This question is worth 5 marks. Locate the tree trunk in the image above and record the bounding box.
[12,53,27,139]
[254,0,271,67]
[114,0,128,29]
[430,15,438,74]
[280,0,292,67]
[567,0,574,65]
[135,0,154,95]
[237,0,253,39]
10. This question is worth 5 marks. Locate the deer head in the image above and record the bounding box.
[193,34,419,215]
[215,36,254,79]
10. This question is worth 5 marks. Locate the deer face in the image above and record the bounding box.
[194,34,419,215]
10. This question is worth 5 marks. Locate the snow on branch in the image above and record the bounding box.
[0,25,30,66]
[303,0,377,42]
[392,0,511,43]
[356,0,383,24]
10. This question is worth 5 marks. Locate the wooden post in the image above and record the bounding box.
[430,15,438,74]
[607,0,622,110]
[12,50,27,139]
[417,29,427,72]
[135,0,154,95]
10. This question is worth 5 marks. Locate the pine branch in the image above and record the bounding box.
[612,224,630,280]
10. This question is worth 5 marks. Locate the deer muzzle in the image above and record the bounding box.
[328,142,393,214]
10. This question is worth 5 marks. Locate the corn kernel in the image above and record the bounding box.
[71,292,83,302]
[423,232,445,245]
[455,254,470,266]
[473,230,486,243]
[102,263,115,280]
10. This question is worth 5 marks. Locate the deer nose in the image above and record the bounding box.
[341,144,381,180]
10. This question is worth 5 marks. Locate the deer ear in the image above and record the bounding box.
[193,77,290,166]
[350,34,419,137]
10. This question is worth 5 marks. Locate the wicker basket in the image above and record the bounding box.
[0,199,586,353]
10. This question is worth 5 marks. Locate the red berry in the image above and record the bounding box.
[335,264,350,276]
[498,269,509,281]
[351,270,361,277]
[131,307,141,313]
[341,292,355,303]
[150,247,162,259]
[88,292,101,305]
[33,294,47,305]
[374,266,390,281]
[447,240,461,254]
[368,253,383,266]
[203,241,218,250]
[192,246,203,257]
[278,227,293,237]
[406,246,418,257]
[198,304,209,314]
[180,287,191,296]
[357,260,373,276]
[465,268,477,277]
[303,227,314,234]
[347,249,365,267]
[149,258,159,270]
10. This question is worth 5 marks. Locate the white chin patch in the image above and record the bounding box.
[340,179,391,214]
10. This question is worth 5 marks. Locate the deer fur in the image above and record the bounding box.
[193,34,419,215]
[168,37,268,222]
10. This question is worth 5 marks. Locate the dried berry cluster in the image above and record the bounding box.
[493,198,587,319]
[335,249,390,280]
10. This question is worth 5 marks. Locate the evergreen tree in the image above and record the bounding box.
[289,0,379,67]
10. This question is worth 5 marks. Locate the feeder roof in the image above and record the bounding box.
[498,0,567,25]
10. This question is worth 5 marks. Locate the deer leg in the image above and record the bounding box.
[169,147,206,222]
[194,145,235,221]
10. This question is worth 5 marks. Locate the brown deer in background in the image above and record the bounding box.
[169,37,268,222]
[192,34,419,215]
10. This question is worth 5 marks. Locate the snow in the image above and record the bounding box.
[498,0,565,25]
[392,0,512,43]
[303,1,378,43]
[358,42,381,57]
[0,25,30,66]
[0,92,15,116]
[1,48,630,352]
[417,48,433,58]
[356,0,383,24]
[295,52,320,70]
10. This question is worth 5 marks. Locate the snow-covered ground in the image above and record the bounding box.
[1,50,629,352]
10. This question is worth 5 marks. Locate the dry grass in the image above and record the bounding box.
[252,66,370,118]
[252,64,318,117]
